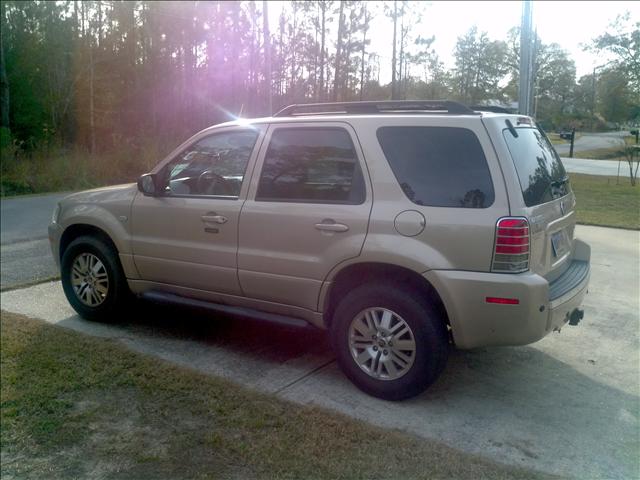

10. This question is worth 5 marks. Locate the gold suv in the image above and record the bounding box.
[49,101,590,400]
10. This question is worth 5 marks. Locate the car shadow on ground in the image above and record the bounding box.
[125,298,331,359]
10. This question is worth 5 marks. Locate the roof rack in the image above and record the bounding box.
[273,100,478,117]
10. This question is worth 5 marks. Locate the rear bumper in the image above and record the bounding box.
[424,240,590,349]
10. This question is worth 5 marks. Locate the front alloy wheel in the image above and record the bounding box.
[70,253,110,307]
[61,235,130,322]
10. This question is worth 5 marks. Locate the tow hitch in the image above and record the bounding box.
[568,308,584,326]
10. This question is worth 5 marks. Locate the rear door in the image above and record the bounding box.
[237,122,372,311]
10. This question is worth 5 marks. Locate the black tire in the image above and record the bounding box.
[330,284,449,401]
[61,235,130,322]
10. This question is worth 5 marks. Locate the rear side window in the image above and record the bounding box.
[376,127,495,208]
[256,127,365,204]
[503,127,569,207]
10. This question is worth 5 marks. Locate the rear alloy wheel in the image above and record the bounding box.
[332,284,448,400]
[61,235,129,322]
[348,307,416,381]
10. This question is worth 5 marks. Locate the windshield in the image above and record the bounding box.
[503,126,570,207]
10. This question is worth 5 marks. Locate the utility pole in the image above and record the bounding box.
[518,0,534,116]
[263,0,272,116]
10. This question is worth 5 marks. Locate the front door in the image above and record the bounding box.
[237,123,372,311]
[131,127,264,295]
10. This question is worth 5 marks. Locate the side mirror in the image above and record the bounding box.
[137,173,160,196]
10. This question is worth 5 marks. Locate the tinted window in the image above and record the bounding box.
[503,127,569,207]
[376,127,495,208]
[164,130,258,197]
[256,128,365,204]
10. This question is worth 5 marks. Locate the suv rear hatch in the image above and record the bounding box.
[501,121,575,282]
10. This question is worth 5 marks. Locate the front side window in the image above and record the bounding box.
[164,130,258,197]
[377,126,495,208]
[256,128,365,204]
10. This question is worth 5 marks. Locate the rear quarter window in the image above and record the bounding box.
[376,126,495,208]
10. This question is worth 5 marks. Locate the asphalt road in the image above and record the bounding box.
[0,192,68,289]
[554,131,628,156]
[2,225,638,479]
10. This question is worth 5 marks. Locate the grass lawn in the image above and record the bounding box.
[0,311,551,480]
[570,173,640,230]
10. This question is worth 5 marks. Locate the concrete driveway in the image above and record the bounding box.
[1,225,638,479]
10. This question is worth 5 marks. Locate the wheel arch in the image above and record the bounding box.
[59,224,119,260]
[322,262,452,341]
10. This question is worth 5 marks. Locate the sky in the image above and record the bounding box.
[269,0,637,83]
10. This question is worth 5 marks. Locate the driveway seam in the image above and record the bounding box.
[274,359,336,395]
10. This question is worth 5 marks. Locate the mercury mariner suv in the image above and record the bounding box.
[49,101,590,400]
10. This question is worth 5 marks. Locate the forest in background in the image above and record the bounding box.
[0,1,638,195]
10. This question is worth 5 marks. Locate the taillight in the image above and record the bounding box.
[492,217,530,273]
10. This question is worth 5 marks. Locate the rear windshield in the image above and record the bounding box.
[503,126,569,207]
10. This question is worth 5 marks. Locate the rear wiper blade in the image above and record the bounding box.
[505,119,518,138]
[551,176,569,187]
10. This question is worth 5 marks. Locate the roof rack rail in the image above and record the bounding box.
[273,100,478,117]
[470,105,514,114]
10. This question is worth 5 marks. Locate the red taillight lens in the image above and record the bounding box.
[497,227,528,236]
[492,217,530,273]
[496,219,527,228]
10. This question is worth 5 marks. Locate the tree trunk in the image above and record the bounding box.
[399,15,404,90]
[89,40,95,155]
[278,12,285,97]
[263,0,272,114]
[0,3,10,131]
[97,1,102,46]
[359,23,367,100]
[332,1,345,102]
[318,2,326,102]
[289,4,298,101]
[391,0,398,99]
[231,2,240,112]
